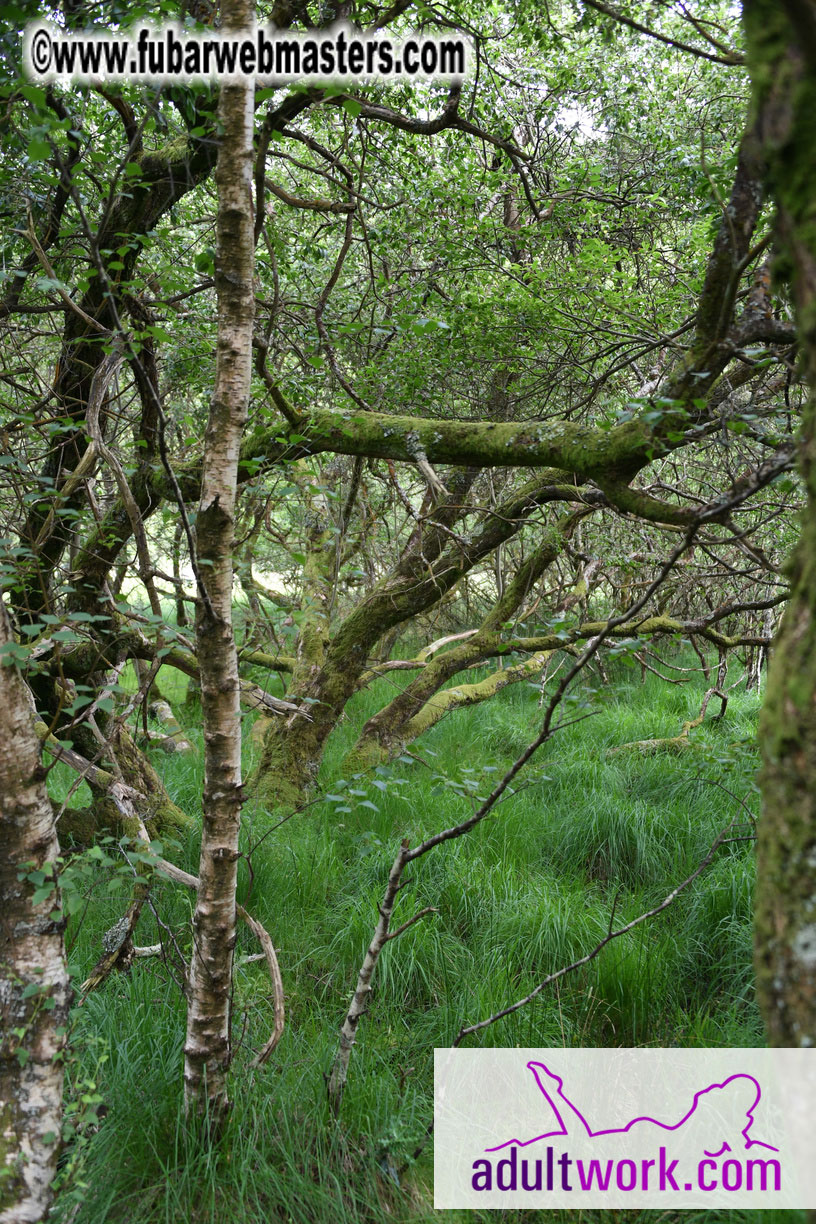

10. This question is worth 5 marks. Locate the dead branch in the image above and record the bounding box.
[70,788,285,1061]
[453,816,753,1044]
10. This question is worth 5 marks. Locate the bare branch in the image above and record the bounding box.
[453,816,753,1044]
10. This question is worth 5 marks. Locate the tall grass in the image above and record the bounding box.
[47,654,788,1223]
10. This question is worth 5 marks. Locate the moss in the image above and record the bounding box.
[745,0,816,350]
[58,791,189,846]
[110,728,191,833]
[402,653,550,742]
[341,737,386,776]
[596,479,694,526]
[251,720,319,811]
[348,652,553,771]
[0,1102,23,1215]
[745,0,816,1046]
[57,805,100,846]
[238,405,669,480]
[756,517,816,1043]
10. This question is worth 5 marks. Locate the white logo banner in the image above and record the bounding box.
[434,1049,816,1209]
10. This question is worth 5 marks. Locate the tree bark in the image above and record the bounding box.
[251,477,600,807]
[346,512,587,770]
[182,1,255,1118]
[0,603,71,1224]
[744,0,816,1046]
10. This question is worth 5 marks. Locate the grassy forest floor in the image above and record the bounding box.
[47,649,799,1224]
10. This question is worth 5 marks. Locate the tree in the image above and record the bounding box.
[0,600,70,1224]
[0,2,811,1208]
[743,0,816,1049]
[182,0,256,1118]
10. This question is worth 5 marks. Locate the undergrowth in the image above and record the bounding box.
[46,651,791,1224]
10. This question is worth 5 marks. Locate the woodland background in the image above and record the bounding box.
[2,1,816,1221]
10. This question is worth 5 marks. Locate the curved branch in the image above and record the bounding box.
[581,0,744,65]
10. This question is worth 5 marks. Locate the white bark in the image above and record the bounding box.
[0,602,70,1224]
[182,0,256,1117]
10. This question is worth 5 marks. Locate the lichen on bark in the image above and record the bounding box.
[182,0,255,1118]
[0,602,71,1224]
[744,0,816,1046]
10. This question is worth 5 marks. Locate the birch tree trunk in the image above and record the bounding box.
[0,602,71,1224]
[182,0,255,1117]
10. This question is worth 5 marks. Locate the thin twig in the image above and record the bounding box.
[452,816,752,1044]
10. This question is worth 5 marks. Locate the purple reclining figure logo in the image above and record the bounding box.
[487,1061,780,1159]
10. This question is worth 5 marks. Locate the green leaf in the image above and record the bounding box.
[27,136,51,161]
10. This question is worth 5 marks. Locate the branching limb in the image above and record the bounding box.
[78,798,285,1063]
[581,0,745,65]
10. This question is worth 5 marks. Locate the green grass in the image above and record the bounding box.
[47,653,789,1224]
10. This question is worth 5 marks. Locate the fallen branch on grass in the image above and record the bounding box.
[452,814,754,1044]
[607,675,732,758]
[327,516,724,1112]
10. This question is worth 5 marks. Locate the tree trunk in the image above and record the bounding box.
[0,603,71,1224]
[251,477,595,807]
[346,515,584,770]
[182,0,255,1118]
[65,720,190,844]
[745,0,816,1045]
